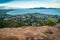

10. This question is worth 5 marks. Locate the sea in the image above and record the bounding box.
[7,8,60,16]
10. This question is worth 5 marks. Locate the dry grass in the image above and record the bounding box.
[0,26,60,40]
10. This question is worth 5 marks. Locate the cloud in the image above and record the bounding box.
[0,0,60,8]
[48,0,60,3]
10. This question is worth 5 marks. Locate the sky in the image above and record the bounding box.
[0,0,60,8]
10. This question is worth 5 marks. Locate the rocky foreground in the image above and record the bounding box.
[0,25,60,40]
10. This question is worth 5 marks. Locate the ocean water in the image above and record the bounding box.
[7,8,60,16]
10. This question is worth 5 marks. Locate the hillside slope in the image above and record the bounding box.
[0,26,60,40]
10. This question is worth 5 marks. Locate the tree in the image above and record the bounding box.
[0,10,14,28]
[35,19,46,26]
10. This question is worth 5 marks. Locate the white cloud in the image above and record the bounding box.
[0,0,60,8]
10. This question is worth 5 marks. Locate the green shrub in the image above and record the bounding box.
[46,18,58,26]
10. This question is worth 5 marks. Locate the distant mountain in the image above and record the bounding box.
[0,6,60,15]
[30,7,57,9]
[30,7,47,9]
[6,8,60,15]
[0,6,57,9]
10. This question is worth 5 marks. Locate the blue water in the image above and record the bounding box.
[7,8,60,16]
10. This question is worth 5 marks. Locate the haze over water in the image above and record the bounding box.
[0,0,60,15]
[7,8,60,16]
